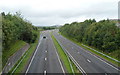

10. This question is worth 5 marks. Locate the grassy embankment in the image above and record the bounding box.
[3,40,27,68]
[8,31,40,74]
[59,32,120,67]
[0,28,2,72]
[51,34,80,74]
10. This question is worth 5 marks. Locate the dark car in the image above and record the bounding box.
[43,36,46,39]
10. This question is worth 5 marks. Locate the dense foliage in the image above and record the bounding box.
[39,26,56,30]
[60,19,120,53]
[2,12,38,50]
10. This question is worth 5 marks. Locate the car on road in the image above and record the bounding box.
[43,36,46,39]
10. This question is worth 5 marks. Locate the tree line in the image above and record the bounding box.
[60,19,120,53]
[2,12,38,51]
[38,26,57,30]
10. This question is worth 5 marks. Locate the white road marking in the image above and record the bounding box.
[67,54,75,74]
[25,37,42,74]
[45,51,47,53]
[45,58,47,61]
[52,39,65,74]
[82,48,120,71]
[49,32,66,74]
[66,50,87,75]
[12,52,28,74]
[44,70,47,75]
[82,44,120,63]
[87,59,91,63]
[63,36,120,71]
[55,37,87,75]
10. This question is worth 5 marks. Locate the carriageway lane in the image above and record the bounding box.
[26,31,64,73]
[53,31,120,74]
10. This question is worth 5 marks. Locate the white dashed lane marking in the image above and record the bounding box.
[87,59,91,63]
[45,58,47,61]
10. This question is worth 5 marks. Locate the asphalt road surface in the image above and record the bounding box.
[25,30,120,75]
[26,30,65,74]
[52,29,120,75]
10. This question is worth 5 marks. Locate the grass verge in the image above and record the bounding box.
[51,33,80,74]
[59,32,120,67]
[3,40,26,68]
[8,31,40,74]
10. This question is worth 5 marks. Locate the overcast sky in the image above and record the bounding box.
[0,0,119,26]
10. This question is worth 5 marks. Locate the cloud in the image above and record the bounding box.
[0,0,119,26]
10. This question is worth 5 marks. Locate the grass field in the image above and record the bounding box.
[51,33,80,74]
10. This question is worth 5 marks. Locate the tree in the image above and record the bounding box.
[60,19,120,53]
[2,12,38,50]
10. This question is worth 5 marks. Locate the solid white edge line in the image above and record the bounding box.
[53,33,75,74]
[25,36,42,74]
[51,35,65,74]
[11,51,28,74]
[67,54,75,74]
[54,45,65,73]
[54,48,65,74]
[55,35,87,75]
[65,49,87,75]
[58,32,120,72]
[50,31,65,75]
[82,44,120,63]
[82,48,120,71]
